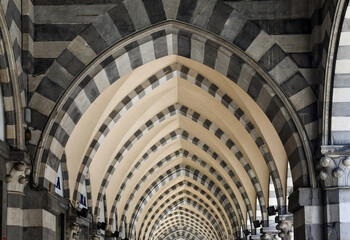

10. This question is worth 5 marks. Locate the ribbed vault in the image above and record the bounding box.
[46,52,295,239]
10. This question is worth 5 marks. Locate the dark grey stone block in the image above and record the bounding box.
[125,43,143,69]
[253,19,311,35]
[12,39,21,61]
[35,24,89,41]
[233,21,260,51]
[7,225,23,240]
[4,112,15,125]
[176,0,197,23]
[93,14,122,46]
[46,151,60,171]
[143,0,166,24]
[5,0,21,29]
[278,119,296,146]
[226,54,243,83]
[83,78,100,103]
[29,110,48,131]
[35,77,64,102]
[247,74,264,101]
[290,53,312,68]
[206,1,233,35]
[66,102,82,125]
[23,227,55,240]
[108,3,136,37]
[34,58,55,75]
[80,25,108,55]
[297,102,318,124]
[22,15,35,37]
[280,72,309,97]
[203,40,219,69]
[101,58,120,85]
[57,49,85,76]
[258,44,286,72]
[55,125,70,146]
[7,193,23,208]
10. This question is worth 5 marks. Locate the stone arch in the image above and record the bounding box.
[32,4,312,192]
[0,5,24,148]
[323,0,350,146]
[28,1,320,238]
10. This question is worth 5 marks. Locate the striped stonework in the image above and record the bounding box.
[92,100,263,221]
[0,1,26,148]
[331,1,350,144]
[70,64,281,216]
[134,181,231,240]
[139,188,231,240]
[6,192,23,240]
[150,199,221,240]
[129,164,239,239]
[30,0,315,195]
[150,206,220,240]
[288,188,323,240]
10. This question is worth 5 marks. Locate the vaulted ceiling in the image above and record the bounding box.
[61,55,289,239]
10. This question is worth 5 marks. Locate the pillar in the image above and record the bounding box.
[288,188,323,240]
[0,140,8,239]
[5,149,30,240]
[319,151,350,239]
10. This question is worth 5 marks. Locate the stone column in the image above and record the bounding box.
[319,152,350,239]
[288,188,323,240]
[5,150,31,240]
[0,140,9,239]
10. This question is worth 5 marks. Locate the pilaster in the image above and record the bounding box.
[319,147,350,240]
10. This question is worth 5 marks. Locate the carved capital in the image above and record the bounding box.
[260,227,279,240]
[318,155,350,187]
[276,214,293,240]
[6,161,31,192]
[66,223,82,240]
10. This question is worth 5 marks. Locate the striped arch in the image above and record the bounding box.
[33,10,315,192]
[128,165,239,239]
[155,216,213,239]
[154,217,212,240]
[72,63,277,212]
[148,199,222,240]
[102,113,257,219]
[157,226,204,240]
[30,0,319,239]
[134,180,234,240]
[323,0,350,146]
[149,205,220,240]
[0,4,24,148]
[138,187,232,239]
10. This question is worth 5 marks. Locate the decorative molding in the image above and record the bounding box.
[6,161,31,192]
[318,155,350,187]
